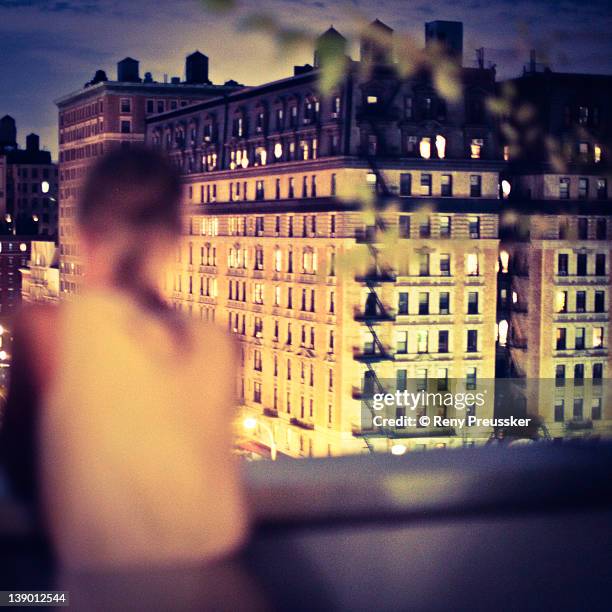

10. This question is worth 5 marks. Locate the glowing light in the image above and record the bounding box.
[470,139,483,159]
[498,320,509,346]
[0,351,7,361]
[501,180,511,198]
[0,325,4,335]
[366,172,377,184]
[435,135,446,159]
[512,291,518,304]
[19,243,27,252]
[41,180,50,194]
[419,137,431,159]
[367,95,378,104]
[555,291,566,313]
[32,215,39,222]
[503,145,510,161]
[241,156,249,169]
[499,250,510,273]
[594,145,602,163]
[274,143,283,159]
[391,444,407,456]
[243,417,257,431]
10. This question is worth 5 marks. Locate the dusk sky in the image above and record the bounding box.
[1,0,611,159]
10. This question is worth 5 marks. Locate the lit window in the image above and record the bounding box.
[503,145,510,161]
[498,320,509,346]
[594,145,602,163]
[435,135,446,159]
[470,138,483,159]
[499,250,509,273]
[367,95,378,104]
[593,327,604,348]
[466,253,479,276]
[274,143,283,159]
[419,137,431,159]
[501,180,511,198]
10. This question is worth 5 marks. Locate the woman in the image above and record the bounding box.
[0,147,248,570]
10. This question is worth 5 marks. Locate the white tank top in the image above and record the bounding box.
[40,288,247,569]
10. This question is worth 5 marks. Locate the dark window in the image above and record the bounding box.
[578,218,588,240]
[575,328,585,350]
[398,292,409,315]
[595,291,605,313]
[556,328,566,350]
[467,292,479,315]
[441,174,452,197]
[399,173,412,196]
[418,292,429,315]
[573,398,583,419]
[438,330,449,353]
[578,178,589,199]
[557,254,568,276]
[440,216,451,238]
[440,254,451,276]
[595,253,606,276]
[439,292,450,314]
[419,217,431,238]
[596,218,607,240]
[576,291,586,313]
[593,363,603,383]
[555,364,565,386]
[597,179,608,200]
[577,254,587,276]
[467,330,478,352]
[419,253,430,276]
[469,175,482,197]
[468,216,480,239]
[554,399,564,422]
[420,173,432,196]
[592,398,602,421]
[559,178,570,199]
[399,215,411,238]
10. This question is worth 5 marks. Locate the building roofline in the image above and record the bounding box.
[54,80,242,108]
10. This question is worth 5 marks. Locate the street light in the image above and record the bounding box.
[243,417,277,460]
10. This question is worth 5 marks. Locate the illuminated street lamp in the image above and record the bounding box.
[243,417,277,460]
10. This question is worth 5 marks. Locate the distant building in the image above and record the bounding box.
[0,116,58,237]
[146,20,503,456]
[498,69,612,438]
[55,54,244,295]
[0,235,32,320]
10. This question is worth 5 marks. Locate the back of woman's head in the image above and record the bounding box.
[77,147,184,325]
[78,146,182,237]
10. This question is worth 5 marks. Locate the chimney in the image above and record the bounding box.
[171,76,181,84]
[26,133,40,152]
[117,57,140,82]
[425,21,463,64]
[185,51,210,84]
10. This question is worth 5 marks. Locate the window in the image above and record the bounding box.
[398,292,409,315]
[120,120,131,134]
[578,178,589,199]
[578,218,588,240]
[554,399,564,423]
[557,254,569,276]
[466,367,477,390]
[469,175,482,197]
[595,291,605,313]
[556,328,567,350]
[577,253,587,276]
[420,173,432,196]
[597,179,608,200]
[120,98,131,113]
[555,365,565,387]
[146,99,154,113]
[593,327,604,349]
[419,217,431,238]
[441,174,452,197]
[396,331,408,354]
[467,330,478,352]
[592,398,602,421]
[574,365,584,389]
[399,173,412,196]
[555,291,567,313]
[467,292,479,315]
[255,180,265,200]
[466,253,479,276]
[275,178,281,199]
[439,254,451,276]
[572,397,584,421]
[419,253,430,276]
[576,291,586,313]
[399,215,411,238]
[438,330,449,353]
[470,138,483,159]
[595,253,606,276]
[404,96,413,119]
[596,218,607,240]
[417,330,429,353]
[468,216,480,239]
[288,178,295,199]
[440,216,451,238]
[559,178,570,199]
[418,292,429,315]
[593,363,603,384]
[439,292,450,314]
[575,328,585,350]
[366,95,378,104]
[419,137,431,159]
